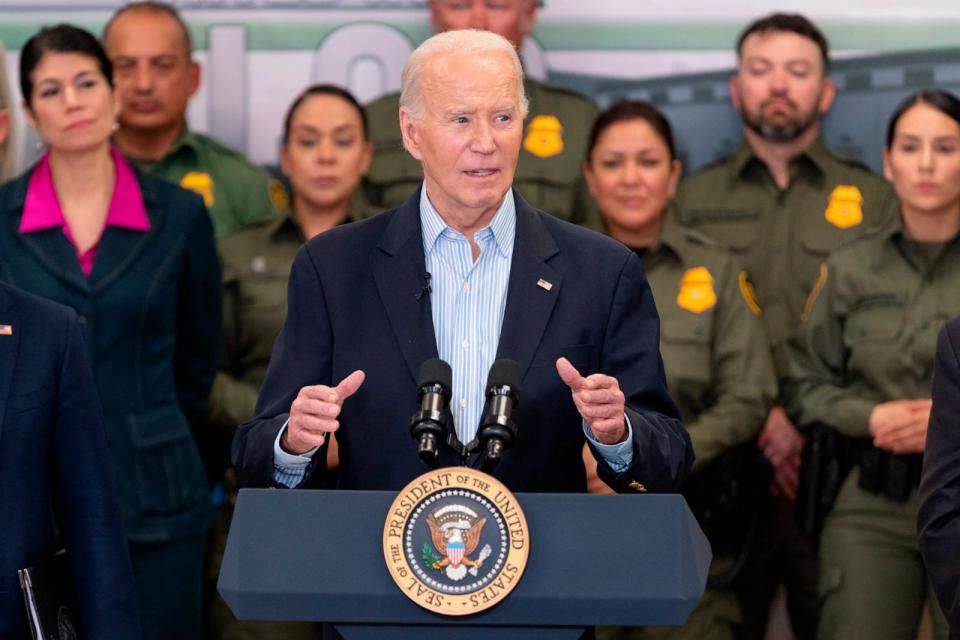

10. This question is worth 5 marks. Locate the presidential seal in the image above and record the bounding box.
[383,467,529,615]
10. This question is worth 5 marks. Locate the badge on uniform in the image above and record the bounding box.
[268,178,290,212]
[677,266,717,314]
[824,185,864,229]
[523,115,564,158]
[180,171,215,208]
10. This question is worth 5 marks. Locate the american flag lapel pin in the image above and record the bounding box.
[536,278,553,291]
[0,324,12,336]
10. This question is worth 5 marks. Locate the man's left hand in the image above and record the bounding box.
[556,357,626,445]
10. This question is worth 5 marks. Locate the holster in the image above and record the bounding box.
[681,442,772,588]
[795,423,858,538]
[797,425,923,539]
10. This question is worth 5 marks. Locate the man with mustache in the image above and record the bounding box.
[103,2,285,238]
[674,13,894,640]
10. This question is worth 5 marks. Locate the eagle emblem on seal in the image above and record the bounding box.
[423,505,492,581]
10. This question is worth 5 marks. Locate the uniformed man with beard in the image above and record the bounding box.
[674,13,896,640]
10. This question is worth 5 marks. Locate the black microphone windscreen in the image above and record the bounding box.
[418,358,453,393]
[487,359,521,390]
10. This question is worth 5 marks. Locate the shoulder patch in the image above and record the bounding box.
[524,115,564,158]
[801,263,830,322]
[737,271,762,316]
[677,266,717,314]
[825,185,864,229]
[268,178,289,212]
[180,171,215,207]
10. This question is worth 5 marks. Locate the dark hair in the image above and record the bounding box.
[737,13,830,71]
[103,1,192,56]
[885,89,960,149]
[20,24,113,108]
[282,84,369,143]
[587,100,676,161]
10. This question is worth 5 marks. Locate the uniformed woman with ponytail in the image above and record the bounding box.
[781,89,960,640]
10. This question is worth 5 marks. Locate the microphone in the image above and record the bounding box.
[414,272,432,301]
[410,358,453,468]
[475,359,521,473]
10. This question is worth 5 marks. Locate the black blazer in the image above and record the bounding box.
[919,316,960,636]
[0,165,221,543]
[234,188,692,493]
[0,282,140,639]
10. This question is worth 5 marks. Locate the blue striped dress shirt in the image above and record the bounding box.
[420,185,514,445]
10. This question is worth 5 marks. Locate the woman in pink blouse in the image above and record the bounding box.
[0,24,220,640]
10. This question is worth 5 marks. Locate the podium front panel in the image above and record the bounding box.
[220,489,710,627]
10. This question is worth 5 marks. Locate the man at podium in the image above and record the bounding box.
[233,30,692,496]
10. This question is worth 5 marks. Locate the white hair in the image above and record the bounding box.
[399,29,529,123]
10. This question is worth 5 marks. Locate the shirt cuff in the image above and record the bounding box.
[583,414,634,473]
[272,419,319,488]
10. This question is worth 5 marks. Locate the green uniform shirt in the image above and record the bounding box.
[781,216,960,438]
[364,77,599,225]
[207,197,376,432]
[135,129,286,238]
[643,211,777,471]
[674,138,897,371]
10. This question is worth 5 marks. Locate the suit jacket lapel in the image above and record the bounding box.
[496,193,561,381]
[89,172,158,290]
[371,191,439,385]
[0,168,87,294]
[0,287,21,442]
[16,228,89,293]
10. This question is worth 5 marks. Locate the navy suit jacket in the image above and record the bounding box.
[0,164,221,543]
[919,316,960,635]
[0,282,140,639]
[234,189,692,493]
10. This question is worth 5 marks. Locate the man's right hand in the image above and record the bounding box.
[281,370,365,455]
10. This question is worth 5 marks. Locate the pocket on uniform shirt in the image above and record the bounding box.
[842,297,904,345]
[682,210,759,252]
[126,405,208,516]
[660,318,712,387]
[801,211,862,256]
